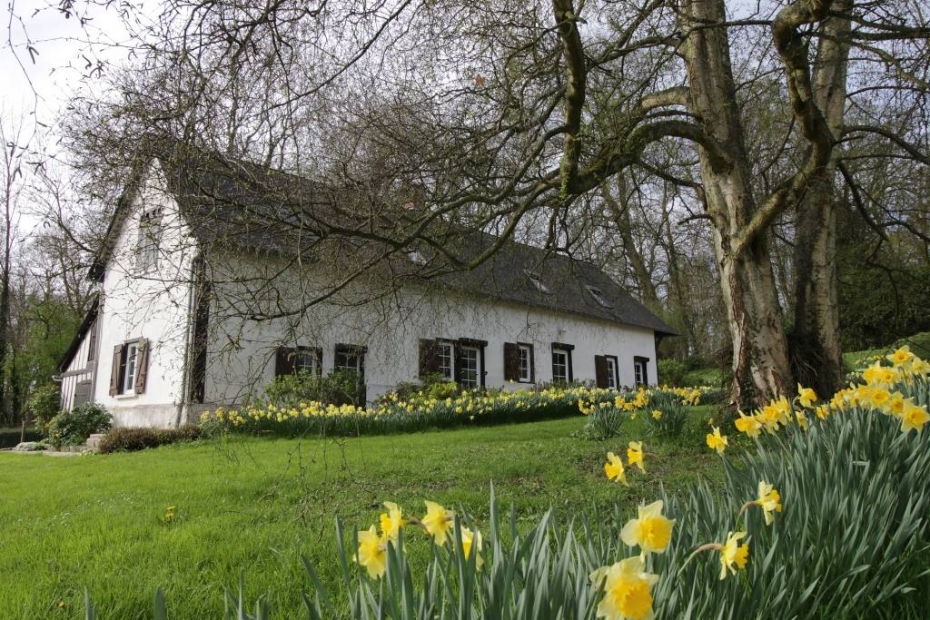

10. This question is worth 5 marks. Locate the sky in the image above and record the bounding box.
[2,0,136,141]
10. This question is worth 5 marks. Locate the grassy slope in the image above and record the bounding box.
[0,412,721,619]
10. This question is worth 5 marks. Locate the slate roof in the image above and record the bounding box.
[91,140,677,336]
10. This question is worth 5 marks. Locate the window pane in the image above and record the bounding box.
[552,350,567,383]
[438,343,453,379]
[123,343,138,393]
[519,345,531,382]
[606,358,617,389]
[460,347,478,388]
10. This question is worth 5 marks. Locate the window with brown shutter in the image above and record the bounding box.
[276,346,322,377]
[505,342,534,383]
[109,338,149,396]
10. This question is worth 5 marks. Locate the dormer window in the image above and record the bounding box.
[136,209,163,273]
[408,250,428,266]
[586,285,613,308]
[525,271,551,294]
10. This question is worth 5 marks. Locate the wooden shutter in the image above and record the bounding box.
[312,347,323,376]
[275,346,296,377]
[503,342,519,381]
[74,380,92,407]
[134,339,150,394]
[418,339,439,376]
[594,355,608,389]
[109,344,124,396]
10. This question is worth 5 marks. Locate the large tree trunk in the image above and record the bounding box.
[681,0,794,408]
[789,1,850,397]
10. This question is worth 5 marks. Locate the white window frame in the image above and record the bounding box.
[459,346,480,388]
[634,360,645,387]
[524,270,551,294]
[294,349,319,375]
[606,357,618,389]
[136,209,163,273]
[585,285,613,308]
[552,348,569,383]
[334,347,364,374]
[438,342,454,380]
[122,341,140,394]
[518,344,532,382]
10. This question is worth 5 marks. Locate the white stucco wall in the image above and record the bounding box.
[93,160,197,427]
[201,254,659,408]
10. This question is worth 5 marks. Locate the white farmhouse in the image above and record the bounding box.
[57,142,676,428]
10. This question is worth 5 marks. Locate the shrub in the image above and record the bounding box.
[46,402,112,447]
[98,425,203,453]
[263,370,365,409]
[25,384,61,430]
[657,358,688,386]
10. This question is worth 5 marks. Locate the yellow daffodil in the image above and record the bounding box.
[815,404,830,420]
[379,502,405,541]
[862,362,884,385]
[460,526,484,570]
[735,411,762,438]
[627,442,645,473]
[620,500,675,556]
[706,426,728,455]
[755,481,783,525]
[718,531,750,580]
[651,410,663,420]
[605,452,628,485]
[869,387,891,409]
[590,556,659,620]
[887,393,907,417]
[797,384,817,408]
[887,346,914,366]
[354,525,387,579]
[422,501,454,546]
[900,403,930,435]
[795,409,809,431]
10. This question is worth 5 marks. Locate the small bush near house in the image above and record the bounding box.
[25,383,61,430]
[46,403,112,447]
[263,370,365,409]
[98,425,204,453]
[657,358,688,386]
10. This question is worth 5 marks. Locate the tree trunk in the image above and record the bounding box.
[601,175,660,308]
[789,1,850,397]
[681,0,794,408]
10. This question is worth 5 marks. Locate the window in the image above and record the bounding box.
[595,354,620,389]
[504,342,534,383]
[459,346,480,388]
[606,357,618,389]
[136,210,163,273]
[551,343,574,383]
[122,341,139,393]
[109,338,149,396]
[275,346,322,377]
[634,356,650,388]
[408,250,428,266]
[585,285,613,308]
[421,338,485,387]
[334,344,366,376]
[518,344,533,382]
[438,342,454,380]
[525,271,551,294]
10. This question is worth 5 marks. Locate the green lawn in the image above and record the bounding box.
[0,412,721,618]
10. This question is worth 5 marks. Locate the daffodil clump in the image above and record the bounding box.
[731,346,930,441]
[201,383,714,438]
